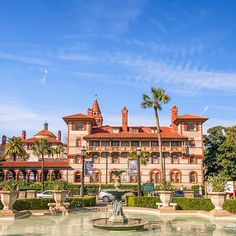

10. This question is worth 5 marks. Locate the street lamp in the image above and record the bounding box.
[136,147,141,197]
[80,146,87,197]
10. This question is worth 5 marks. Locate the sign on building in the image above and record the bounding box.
[129,160,137,176]
[85,161,93,176]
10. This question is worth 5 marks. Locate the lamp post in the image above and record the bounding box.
[136,147,141,197]
[80,146,87,197]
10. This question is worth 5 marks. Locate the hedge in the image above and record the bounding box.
[127,196,236,213]
[127,196,161,208]
[172,197,214,211]
[0,196,96,211]
[223,199,236,213]
[17,181,137,195]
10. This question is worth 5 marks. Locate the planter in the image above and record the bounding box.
[27,190,37,198]
[208,192,226,210]
[158,191,172,207]
[53,190,67,207]
[0,191,18,211]
[185,191,194,198]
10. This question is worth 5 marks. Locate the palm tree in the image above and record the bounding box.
[56,144,65,158]
[141,87,170,181]
[33,138,52,191]
[2,136,27,161]
[128,151,150,196]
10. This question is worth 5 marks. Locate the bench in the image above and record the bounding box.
[156,202,177,210]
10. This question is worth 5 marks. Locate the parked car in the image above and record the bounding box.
[172,190,184,197]
[98,189,135,202]
[37,190,53,198]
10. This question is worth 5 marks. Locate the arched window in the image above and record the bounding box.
[7,171,14,180]
[150,170,161,183]
[111,153,119,164]
[18,171,24,180]
[190,172,197,183]
[190,156,195,164]
[29,171,35,182]
[74,171,82,183]
[151,153,159,164]
[171,154,178,164]
[92,154,99,164]
[170,170,182,183]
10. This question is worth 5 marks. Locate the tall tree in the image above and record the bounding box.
[141,87,170,181]
[217,126,236,180]
[204,126,226,178]
[2,136,27,161]
[54,144,65,158]
[33,139,52,191]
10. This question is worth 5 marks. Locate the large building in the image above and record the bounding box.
[1,123,69,182]
[63,100,208,188]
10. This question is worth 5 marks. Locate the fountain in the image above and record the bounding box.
[91,175,149,231]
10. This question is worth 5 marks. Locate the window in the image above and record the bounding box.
[94,171,100,182]
[190,156,195,164]
[75,124,83,131]
[92,154,99,164]
[190,172,197,183]
[141,141,150,147]
[101,152,109,158]
[152,154,159,164]
[121,152,128,158]
[121,141,129,147]
[131,141,139,147]
[151,171,160,183]
[170,171,181,183]
[189,140,195,148]
[171,154,178,164]
[75,156,81,163]
[186,123,196,131]
[131,128,139,133]
[76,139,81,147]
[151,141,158,147]
[151,128,158,133]
[111,141,119,147]
[162,141,169,147]
[111,154,119,164]
[75,172,82,182]
[101,141,109,146]
[112,128,120,133]
[90,141,100,146]
[171,141,180,147]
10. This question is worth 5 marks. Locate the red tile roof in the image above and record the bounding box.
[84,126,188,139]
[34,129,56,138]
[1,161,69,168]
[62,113,96,125]
[174,114,208,123]
[23,137,61,144]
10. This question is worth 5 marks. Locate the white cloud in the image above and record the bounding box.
[39,69,48,85]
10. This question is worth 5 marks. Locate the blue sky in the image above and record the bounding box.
[0,0,236,139]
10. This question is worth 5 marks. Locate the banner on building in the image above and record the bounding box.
[85,161,93,176]
[129,160,138,176]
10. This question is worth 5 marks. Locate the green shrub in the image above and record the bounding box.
[127,196,161,208]
[224,199,236,213]
[0,196,96,210]
[172,197,214,211]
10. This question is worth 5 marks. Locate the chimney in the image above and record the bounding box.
[87,108,93,117]
[2,135,6,146]
[22,130,26,140]
[58,130,61,142]
[171,105,178,131]
[44,121,48,130]
[121,106,128,132]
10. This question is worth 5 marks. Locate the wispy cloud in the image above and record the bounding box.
[200,105,209,115]
[0,52,51,66]
[39,69,48,85]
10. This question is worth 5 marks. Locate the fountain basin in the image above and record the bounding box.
[91,217,149,231]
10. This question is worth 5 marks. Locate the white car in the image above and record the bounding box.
[37,190,53,198]
[98,189,116,202]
